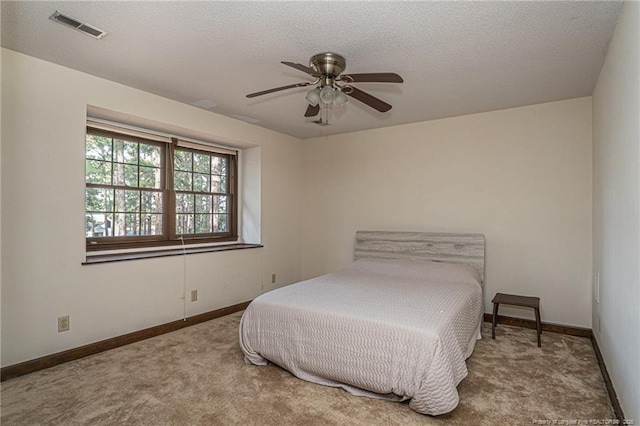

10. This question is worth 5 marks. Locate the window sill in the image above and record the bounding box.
[83,243,263,265]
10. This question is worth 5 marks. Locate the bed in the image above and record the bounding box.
[239,231,485,415]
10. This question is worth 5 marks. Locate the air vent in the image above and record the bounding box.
[49,11,107,39]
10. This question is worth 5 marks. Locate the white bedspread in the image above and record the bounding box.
[239,258,484,415]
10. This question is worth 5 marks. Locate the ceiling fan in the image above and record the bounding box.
[246,53,403,120]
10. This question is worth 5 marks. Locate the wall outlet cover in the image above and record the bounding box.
[58,315,70,332]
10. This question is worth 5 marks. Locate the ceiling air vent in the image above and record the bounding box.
[49,11,107,39]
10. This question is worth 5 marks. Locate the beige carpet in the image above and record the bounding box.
[1,312,613,425]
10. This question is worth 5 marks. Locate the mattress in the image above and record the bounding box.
[239,257,484,415]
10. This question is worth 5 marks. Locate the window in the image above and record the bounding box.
[85,126,237,251]
[174,148,231,235]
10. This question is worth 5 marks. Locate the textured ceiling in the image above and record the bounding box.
[1,1,622,139]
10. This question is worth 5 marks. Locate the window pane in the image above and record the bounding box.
[176,214,194,234]
[113,212,127,236]
[176,193,194,214]
[212,156,227,175]
[139,166,161,189]
[174,150,192,172]
[113,140,125,163]
[86,187,103,212]
[106,188,115,212]
[86,213,113,237]
[193,173,210,193]
[141,214,163,235]
[124,165,139,187]
[113,139,139,165]
[112,164,138,187]
[141,191,162,213]
[86,160,112,185]
[124,190,140,212]
[213,214,228,232]
[86,187,114,211]
[113,189,127,213]
[174,171,191,191]
[193,153,210,174]
[213,195,228,214]
[211,174,227,193]
[124,141,138,164]
[125,213,140,236]
[103,213,115,237]
[139,144,161,168]
[195,214,212,233]
[195,194,212,214]
[86,135,112,161]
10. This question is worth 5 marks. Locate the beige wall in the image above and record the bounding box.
[0,49,303,366]
[592,2,640,420]
[1,47,596,368]
[301,97,593,327]
[0,31,3,369]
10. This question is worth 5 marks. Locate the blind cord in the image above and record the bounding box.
[169,140,188,321]
[180,234,187,321]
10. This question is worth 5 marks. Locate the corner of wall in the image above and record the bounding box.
[591,1,640,421]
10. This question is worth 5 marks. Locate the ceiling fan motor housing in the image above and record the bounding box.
[310,53,346,80]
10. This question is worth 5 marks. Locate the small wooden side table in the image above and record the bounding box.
[491,292,542,347]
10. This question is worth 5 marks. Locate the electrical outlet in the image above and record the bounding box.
[191,289,198,302]
[58,315,70,332]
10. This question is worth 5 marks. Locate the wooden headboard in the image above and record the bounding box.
[354,231,486,283]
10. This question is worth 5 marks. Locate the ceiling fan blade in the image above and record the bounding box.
[340,73,404,83]
[304,104,320,117]
[343,86,392,112]
[281,61,321,77]
[246,82,312,98]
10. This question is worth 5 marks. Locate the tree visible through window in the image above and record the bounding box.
[85,127,237,251]
[174,149,229,235]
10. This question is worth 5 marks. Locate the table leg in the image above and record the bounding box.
[534,307,541,347]
[492,302,499,339]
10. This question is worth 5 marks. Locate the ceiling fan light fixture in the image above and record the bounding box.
[319,86,336,104]
[333,89,348,107]
[305,88,320,106]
